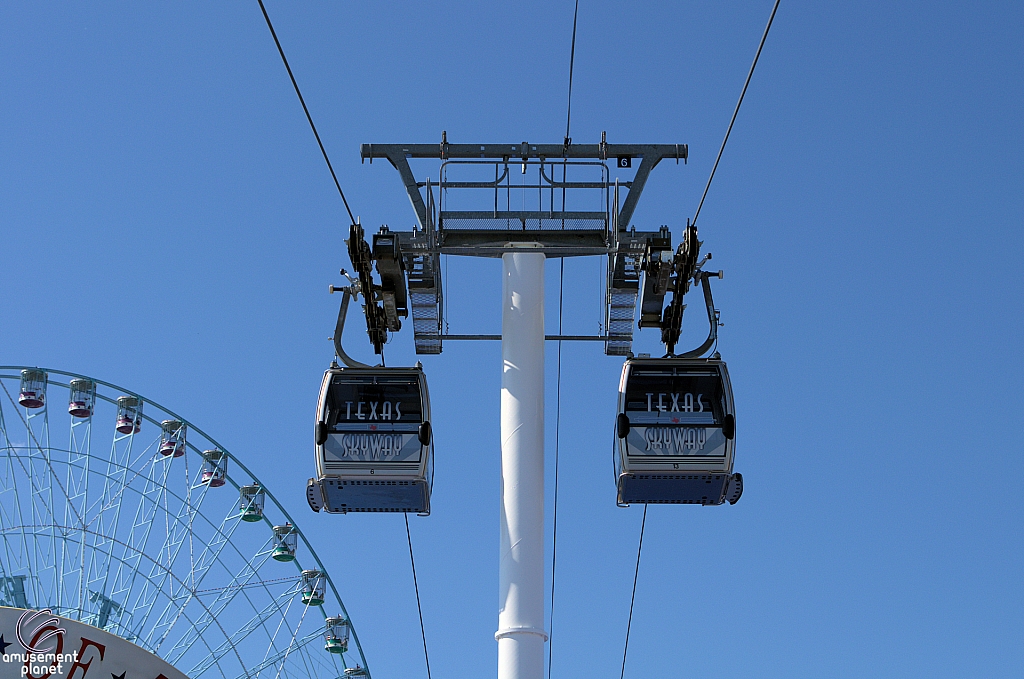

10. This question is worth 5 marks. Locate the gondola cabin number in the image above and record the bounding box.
[644,392,706,413]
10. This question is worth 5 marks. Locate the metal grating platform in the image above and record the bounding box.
[605,238,645,355]
[398,231,443,354]
[439,212,607,232]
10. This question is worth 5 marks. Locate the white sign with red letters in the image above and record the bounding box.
[0,607,189,679]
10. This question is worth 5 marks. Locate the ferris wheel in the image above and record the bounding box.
[0,366,369,679]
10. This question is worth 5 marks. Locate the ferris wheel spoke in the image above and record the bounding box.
[148,531,274,656]
[3,380,84,533]
[83,432,151,609]
[0,404,34,610]
[66,521,248,674]
[242,628,325,679]
[58,421,88,613]
[147,457,214,604]
[55,530,85,617]
[234,580,331,679]
[184,453,202,595]
[125,573,237,679]
[169,501,251,608]
[112,456,216,643]
[158,548,278,660]
[103,457,165,599]
[107,455,181,634]
[91,436,162,593]
[62,419,92,615]
[0,448,47,606]
[263,590,331,679]
[260,579,298,668]
[0,387,51,611]
[137,497,255,651]
[66,420,92,521]
[27,409,59,612]
[186,583,302,678]
[86,436,155,522]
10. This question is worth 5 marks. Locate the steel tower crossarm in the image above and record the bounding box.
[356,138,688,356]
[360,142,686,231]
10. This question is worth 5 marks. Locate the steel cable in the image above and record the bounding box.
[692,0,781,226]
[548,258,565,679]
[619,504,647,679]
[256,0,357,225]
[563,0,580,152]
[549,4,580,677]
[406,513,432,679]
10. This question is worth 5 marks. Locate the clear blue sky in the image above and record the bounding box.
[2,2,1022,677]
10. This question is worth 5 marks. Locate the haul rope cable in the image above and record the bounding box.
[255,3,430,675]
[692,0,781,227]
[406,513,432,679]
[256,0,357,226]
[548,3,579,678]
[619,504,647,679]
[620,2,783,675]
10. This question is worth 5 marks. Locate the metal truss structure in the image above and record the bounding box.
[0,367,370,679]
[356,135,690,356]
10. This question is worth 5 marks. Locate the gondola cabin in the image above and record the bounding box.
[307,366,432,515]
[18,369,46,409]
[301,569,326,606]
[201,449,227,487]
[271,523,297,562]
[324,616,350,654]
[159,419,186,458]
[239,483,265,522]
[615,357,742,506]
[115,396,143,435]
[68,379,96,418]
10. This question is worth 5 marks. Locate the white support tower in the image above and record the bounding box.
[496,250,548,679]
[357,138,690,679]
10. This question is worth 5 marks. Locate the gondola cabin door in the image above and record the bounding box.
[310,367,432,514]
[616,358,740,505]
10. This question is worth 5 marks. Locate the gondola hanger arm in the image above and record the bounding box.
[675,270,723,359]
[329,279,373,369]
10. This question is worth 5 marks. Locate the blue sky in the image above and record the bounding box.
[2,1,1022,678]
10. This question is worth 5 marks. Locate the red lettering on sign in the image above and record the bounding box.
[66,637,106,679]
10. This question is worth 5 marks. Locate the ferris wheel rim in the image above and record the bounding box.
[0,365,370,677]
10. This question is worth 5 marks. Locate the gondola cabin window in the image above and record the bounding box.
[326,375,422,423]
[322,374,425,464]
[623,367,728,457]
